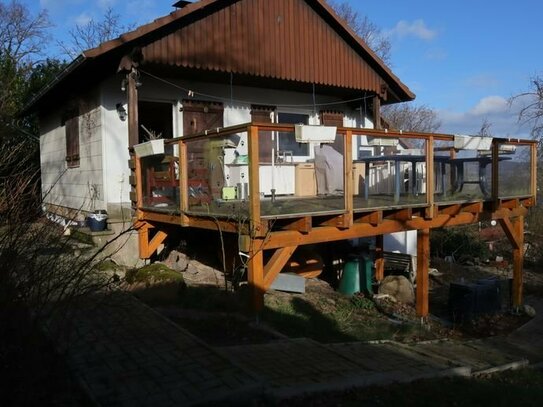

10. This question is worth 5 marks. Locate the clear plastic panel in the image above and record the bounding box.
[446,148,488,201]
[498,143,532,198]
[434,140,457,203]
[353,136,427,210]
[140,154,180,212]
[186,133,250,217]
[260,129,345,217]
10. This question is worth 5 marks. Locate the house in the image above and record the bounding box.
[28,0,415,259]
[26,0,535,316]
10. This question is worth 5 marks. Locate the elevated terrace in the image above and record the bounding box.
[132,123,537,317]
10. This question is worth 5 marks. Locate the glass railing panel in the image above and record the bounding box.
[186,132,250,217]
[353,136,427,210]
[498,143,532,199]
[259,129,345,217]
[140,153,180,212]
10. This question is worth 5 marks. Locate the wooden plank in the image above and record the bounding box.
[187,216,241,234]
[416,228,430,317]
[375,234,384,281]
[498,217,522,250]
[147,230,168,259]
[499,199,520,209]
[319,214,349,228]
[438,204,462,216]
[263,246,298,289]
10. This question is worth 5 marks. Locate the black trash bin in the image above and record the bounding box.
[87,210,108,232]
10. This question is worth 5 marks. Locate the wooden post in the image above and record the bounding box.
[127,69,139,148]
[247,125,262,236]
[248,245,265,313]
[374,234,384,281]
[178,140,189,226]
[531,143,538,206]
[343,130,353,228]
[416,228,430,318]
[373,96,381,129]
[425,136,435,219]
[134,155,143,217]
[500,215,525,309]
[512,216,525,309]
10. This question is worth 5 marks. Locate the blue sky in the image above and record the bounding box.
[26,0,543,137]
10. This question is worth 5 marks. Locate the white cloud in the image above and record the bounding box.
[98,0,117,10]
[438,95,533,137]
[74,12,92,26]
[470,96,509,116]
[388,19,437,41]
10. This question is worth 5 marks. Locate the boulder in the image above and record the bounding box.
[378,275,415,305]
[161,250,190,272]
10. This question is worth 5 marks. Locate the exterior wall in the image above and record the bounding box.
[40,93,104,216]
[100,77,133,220]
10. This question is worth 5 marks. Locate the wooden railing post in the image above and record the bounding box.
[343,130,353,228]
[248,125,262,237]
[531,142,538,206]
[416,228,430,318]
[425,135,434,219]
[178,140,189,226]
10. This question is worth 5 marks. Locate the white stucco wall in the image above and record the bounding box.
[40,100,104,214]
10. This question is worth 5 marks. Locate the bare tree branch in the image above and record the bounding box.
[382,103,441,133]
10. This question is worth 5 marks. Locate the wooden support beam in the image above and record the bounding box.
[259,212,479,250]
[140,211,181,225]
[355,211,382,226]
[512,216,525,308]
[438,204,462,216]
[416,228,430,318]
[136,221,168,259]
[375,234,384,281]
[280,217,312,233]
[263,246,298,289]
[373,95,381,129]
[247,247,265,313]
[499,215,525,308]
[499,199,519,209]
[135,155,143,209]
[384,208,412,221]
[461,201,484,214]
[319,214,349,228]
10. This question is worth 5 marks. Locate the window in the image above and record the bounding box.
[277,112,309,157]
[63,108,80,168]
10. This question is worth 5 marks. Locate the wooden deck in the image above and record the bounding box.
[132,123,537,317]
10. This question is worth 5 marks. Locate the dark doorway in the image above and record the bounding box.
[138,101,174,143]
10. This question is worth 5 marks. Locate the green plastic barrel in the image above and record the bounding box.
[359,256,373,294]
[338,258,360,296]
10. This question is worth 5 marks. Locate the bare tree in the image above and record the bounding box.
[59,8,133,59]
[327,0,392,65]
[477,118,493,137]
[382,103,441,133]
[0,1,51,119]
[511,75,543,142]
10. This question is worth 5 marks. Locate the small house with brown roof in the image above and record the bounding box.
[27,0,535,315]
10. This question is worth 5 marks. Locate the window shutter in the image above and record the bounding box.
[65,109,80,168]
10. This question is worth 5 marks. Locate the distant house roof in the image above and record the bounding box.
[26,0,415,112]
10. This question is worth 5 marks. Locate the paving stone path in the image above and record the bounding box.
[44,294,543,406]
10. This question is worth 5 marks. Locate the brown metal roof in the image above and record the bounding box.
[28,0,414,112]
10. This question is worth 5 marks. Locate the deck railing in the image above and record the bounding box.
[135,123,537,223]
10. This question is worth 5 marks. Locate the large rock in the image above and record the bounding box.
[378,275,415,305]
[161,250,190,272]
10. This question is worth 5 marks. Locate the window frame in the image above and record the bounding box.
[63,108,80,168]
